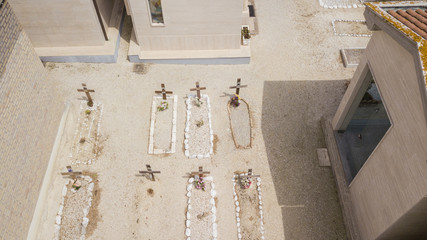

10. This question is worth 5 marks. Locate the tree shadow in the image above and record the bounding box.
[261,80,348,240]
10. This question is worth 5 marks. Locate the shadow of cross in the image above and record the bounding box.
[190,166,210,178]
[60,166,83,180]
[155,83,173,100]
[190,82,206,99]
[139,164,161,181]
[229,78,248,95]
[77,83,95,107]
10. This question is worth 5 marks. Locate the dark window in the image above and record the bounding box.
[336,68,391,183]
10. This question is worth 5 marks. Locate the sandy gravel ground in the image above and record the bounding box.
[34,0,370,239]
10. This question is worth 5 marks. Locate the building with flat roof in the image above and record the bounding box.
[8,0,124,62]
[125,0,253,64]
[324,1,427,239]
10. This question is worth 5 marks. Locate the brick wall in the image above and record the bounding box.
[0,2,64,239]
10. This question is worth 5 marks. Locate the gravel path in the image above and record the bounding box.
[229,100,252,148]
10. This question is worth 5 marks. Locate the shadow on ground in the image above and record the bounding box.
[261,80,348,240]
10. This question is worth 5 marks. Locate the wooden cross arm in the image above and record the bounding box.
[190,87,206,91]
[239,174,261,179]
[229,85,248,89]
[155,90,173,94]
[61,171,83,176]
[77,89,95,92]
[190,171,210,175]
[139,171,161,174]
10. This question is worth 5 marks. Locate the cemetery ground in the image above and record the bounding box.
[34,0,369,239]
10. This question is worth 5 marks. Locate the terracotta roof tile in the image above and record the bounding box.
[387,9,427,39]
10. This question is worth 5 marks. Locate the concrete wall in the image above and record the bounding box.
[8,0,105,47]
[127,0,242,51]
[0,2,64,239]
[332,31,427,239]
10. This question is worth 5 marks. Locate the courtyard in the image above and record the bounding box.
[34,0,369,239]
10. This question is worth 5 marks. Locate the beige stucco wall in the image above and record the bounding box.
[0,2,64,239]
[9,0,105,47]
[333,31,427,239]
[127,0,242,51]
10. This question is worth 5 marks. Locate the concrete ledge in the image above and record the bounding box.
[128,30,250,65]
[37,1,125,63]
[321,117,361,240]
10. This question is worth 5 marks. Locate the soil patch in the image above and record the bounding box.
[228,99,252,148]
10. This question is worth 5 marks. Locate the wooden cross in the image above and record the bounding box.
[61,166,82,180]
[229,78,247,95]
[155,84,173,100]
[77,83,95,106]
[239,169,260,180]
[190,82,206,99]
[190,166,210,178]
[139,164,161,181]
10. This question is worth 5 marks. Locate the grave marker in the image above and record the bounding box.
[190,82,206,99]
[77,83,95,106]
[139,164,161,181]
[239,169,260,180]
[229,78,247,95]
[155,83,173,100]
[191,166,210,178]
[61,166,82,180]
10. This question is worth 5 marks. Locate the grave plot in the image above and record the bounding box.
[232,172,265,240]
[70,101,104,165]
[184,83,213,159]
[332,20,372,37]
[148,94,178,154]
[54,172,99,240]
[228,79,253,149]
[185,174,217,239]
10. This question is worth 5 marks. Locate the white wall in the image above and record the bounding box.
[127,0,243,51]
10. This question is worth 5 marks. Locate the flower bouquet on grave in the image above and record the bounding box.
[240,177,252,189]
[157,101,168,112]
[193,97,203,107]
[230,94,241,107]
[194,175,206,191]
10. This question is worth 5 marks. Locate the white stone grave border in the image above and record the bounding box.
[319,0,364,9]
[184,94,214,159]
[332,19,373,37]
[148,95,178,154]
[232,174,265,240]
[186,176,217,240]
[70,101,104,165]
[54,176,94,240]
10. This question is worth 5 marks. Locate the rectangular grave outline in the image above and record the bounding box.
[148,95,177,154]
[185,176,217,239]
[54,175,94,240]
[232,174,265,239]
[184,94,213,159]
[332,19,373,37]
[70,101,104,165]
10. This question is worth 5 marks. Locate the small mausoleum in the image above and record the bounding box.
[326,1,427,239]
[125,0,253,64]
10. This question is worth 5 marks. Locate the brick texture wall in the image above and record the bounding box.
[0,2,64,239]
